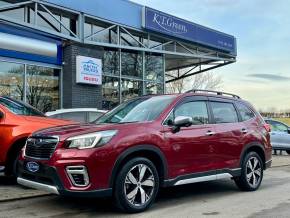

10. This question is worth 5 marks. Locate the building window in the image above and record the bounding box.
[0,60,60,113]
[0,62,24,101]
[102,76,119,110]
[121,79,142,102]
[121,50,142,78]
[103,49,119,76]
[26,65,60,113]
[145,53,164,83]
[145,82,163,95]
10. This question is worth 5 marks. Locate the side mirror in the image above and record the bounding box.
[172,116,193,133]
[287,127,290,134]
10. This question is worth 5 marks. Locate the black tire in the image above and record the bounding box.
[286,150,290,155]
[5,148,21,178]
[113,157,159,213]
[234,152,263,191]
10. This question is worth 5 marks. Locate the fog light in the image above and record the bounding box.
[66,166,89,187]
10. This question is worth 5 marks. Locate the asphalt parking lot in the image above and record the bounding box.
[1,153,290,218]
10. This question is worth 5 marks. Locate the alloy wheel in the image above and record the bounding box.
[246,156,262,188]
[124,164,155,207]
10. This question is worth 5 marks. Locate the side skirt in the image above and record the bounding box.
[163,168,241,187]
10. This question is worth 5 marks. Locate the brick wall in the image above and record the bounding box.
[62,42,104,109]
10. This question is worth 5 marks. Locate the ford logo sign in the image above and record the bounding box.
[26,162,40,173]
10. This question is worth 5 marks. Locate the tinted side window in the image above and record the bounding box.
[266,120,288,132]
[211,102,238,123]
[60,112,86,122]
[166,101,209,125]
[236,103,255,121]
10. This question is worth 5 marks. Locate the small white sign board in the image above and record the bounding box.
[76,56,102,85]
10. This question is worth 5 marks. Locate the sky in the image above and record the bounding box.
[132,0,290,111]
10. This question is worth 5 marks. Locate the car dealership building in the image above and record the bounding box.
[0,0,237,112]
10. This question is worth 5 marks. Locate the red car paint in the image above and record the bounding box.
[18,92,272,194]
[0,103,73,175]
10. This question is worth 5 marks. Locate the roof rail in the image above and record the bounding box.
[185,89,241,99]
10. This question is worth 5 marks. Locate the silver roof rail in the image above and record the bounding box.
[185,89,241,99]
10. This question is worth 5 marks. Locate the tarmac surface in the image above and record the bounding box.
[0,153,290,218]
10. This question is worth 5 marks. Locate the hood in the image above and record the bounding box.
[32,122,131,140]
[24,116,74,126]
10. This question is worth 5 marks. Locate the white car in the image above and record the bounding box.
[45,108,107,123]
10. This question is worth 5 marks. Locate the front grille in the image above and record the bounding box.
[25,137,58,160]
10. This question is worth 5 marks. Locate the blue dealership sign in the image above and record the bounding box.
[142,7,236,55]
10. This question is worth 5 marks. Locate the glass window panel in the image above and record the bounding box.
[0,97,44,116]
[0,62,24,101]
[84,23,92,38]
[2,8,25,22]
[267,120,288,132]
[61,16,70,35]
[145,53,164,82]
[211,102,238,123]
[121,51,142,78]
[38,11,61,32]
[103,50,119,76]
[236,103,255,121]
[175,101,209,125]
[26,65,60,113]
[120,32,141,47]
[60,112,86,122]
[91,25,117,44]
[88,111,103,122]
[145,82,163,95]
[102,76,119,110]
[121,79,142,102]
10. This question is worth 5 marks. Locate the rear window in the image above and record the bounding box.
[236,103,255,121]
[211,101,238,123]
[60,112,86,122]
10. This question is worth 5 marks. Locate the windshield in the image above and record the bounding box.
[0,97,45,117]
[96,95,175,124]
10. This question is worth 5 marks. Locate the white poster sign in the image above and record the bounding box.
[76,56,102,85]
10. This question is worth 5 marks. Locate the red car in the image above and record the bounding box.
[0,96,72,177]
[17,90,272,213]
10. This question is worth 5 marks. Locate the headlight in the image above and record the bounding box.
[66,130,118,149]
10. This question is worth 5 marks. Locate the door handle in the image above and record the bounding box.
[241,128,248,134]
[206,130,215,136]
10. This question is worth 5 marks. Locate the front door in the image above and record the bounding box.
[163,97,217,178]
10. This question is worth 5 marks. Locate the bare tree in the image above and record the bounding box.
[166,69,223,94]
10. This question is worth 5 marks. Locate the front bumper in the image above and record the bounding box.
[17,160,112,198]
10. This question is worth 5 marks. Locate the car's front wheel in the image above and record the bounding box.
[114,157,159,213]
[234,151,263,191]
[286,150,290,155]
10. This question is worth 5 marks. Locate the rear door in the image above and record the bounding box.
[209,98,244,170]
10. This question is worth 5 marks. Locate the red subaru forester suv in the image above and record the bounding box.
[17,90,272,213]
